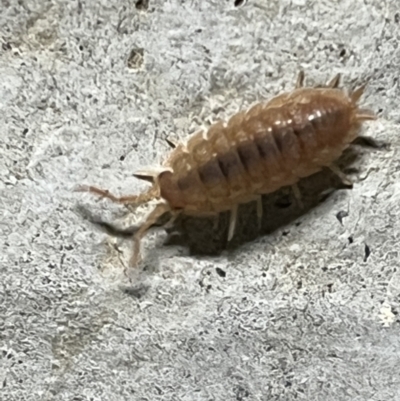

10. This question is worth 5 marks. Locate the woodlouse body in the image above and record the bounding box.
[78,73,376,266]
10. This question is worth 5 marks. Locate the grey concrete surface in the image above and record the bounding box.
[1,0,400,400]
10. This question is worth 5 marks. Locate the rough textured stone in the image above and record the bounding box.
[1,0,400,400]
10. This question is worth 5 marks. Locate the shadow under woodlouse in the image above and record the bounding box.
[167,147,356,256]
[174,136,385,257]
[78,137,382,263]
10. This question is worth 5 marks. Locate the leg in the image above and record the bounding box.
[227,204,238,242]
[291,183,304,209]
[327,73,340,88]
[130,203,171,267]
[296,71,305,88]
[164,212,179,229]
[165,137,178,149]
[355,108,377,121]
[351,82,368,103]
[329,164,353,186]
[75,185,156,205]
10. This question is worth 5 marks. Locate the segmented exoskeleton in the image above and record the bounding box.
[77,72,376,266]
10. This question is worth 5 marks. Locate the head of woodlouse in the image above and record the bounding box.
[157,171,185,209]
[132,168,181,214]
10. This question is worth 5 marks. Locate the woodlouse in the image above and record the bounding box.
[77,72,376,267]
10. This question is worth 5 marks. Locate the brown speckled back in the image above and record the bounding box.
[161,85,369,214]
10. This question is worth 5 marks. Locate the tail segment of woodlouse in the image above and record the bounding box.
[350,83,376,122]
[77,72,377,268]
